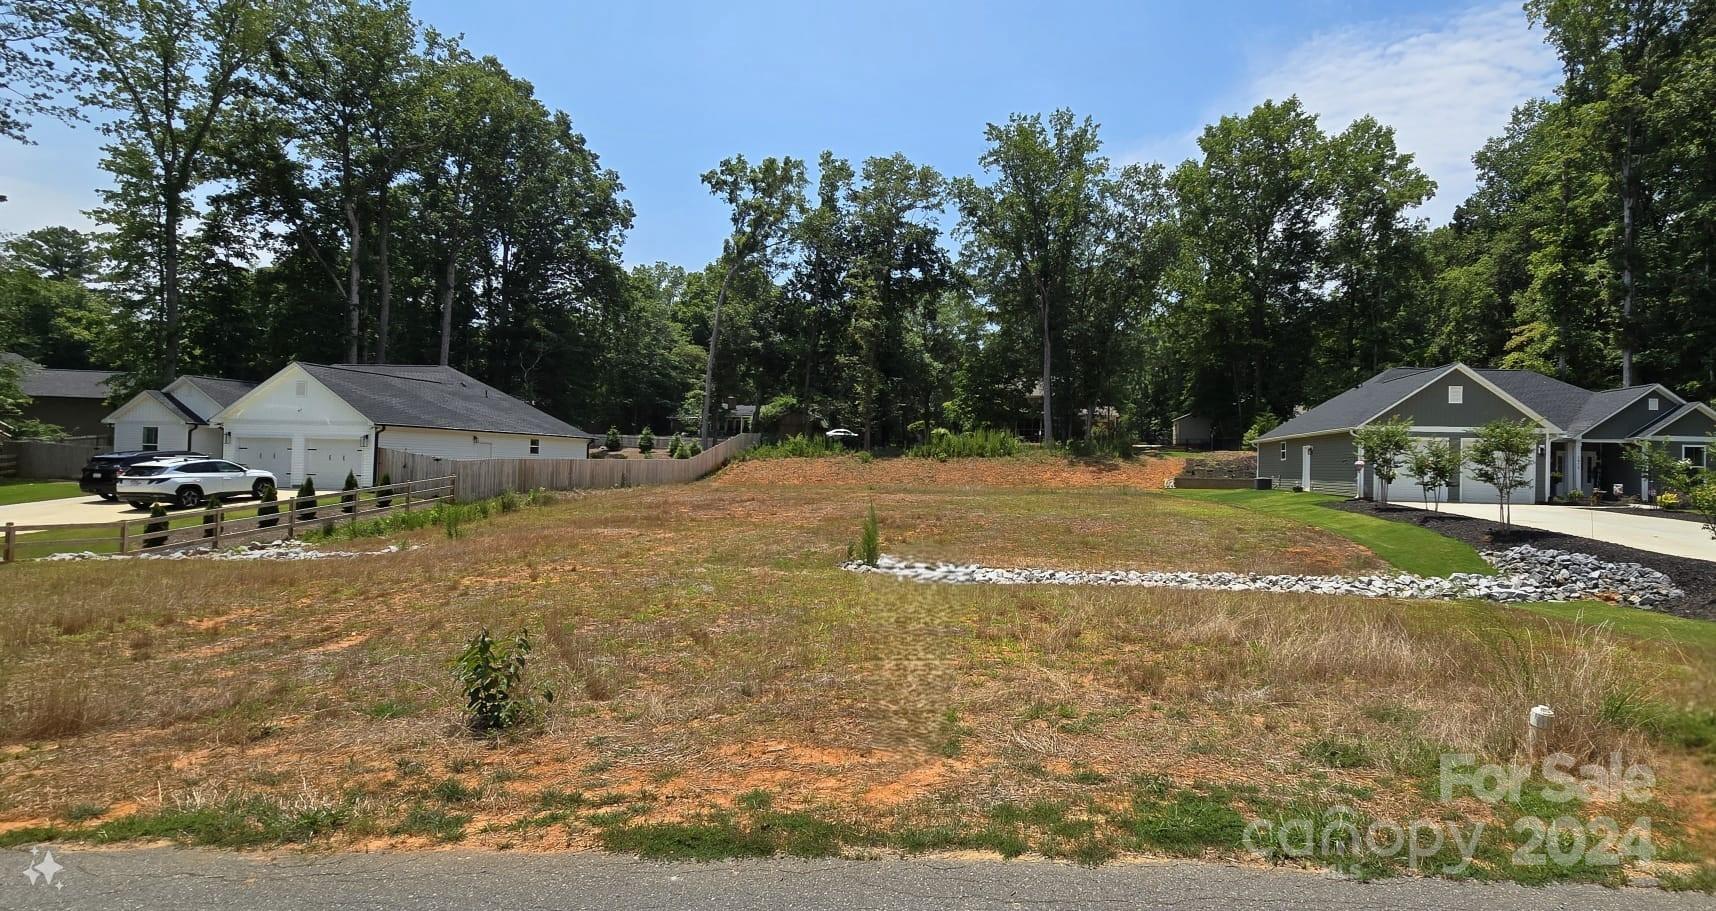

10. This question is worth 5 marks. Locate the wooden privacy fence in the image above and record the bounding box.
[379,433,761,502]
[7,439,103,479]
[2,475,455,563]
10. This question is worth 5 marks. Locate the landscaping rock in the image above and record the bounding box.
[842,544,1684,608]
[39,540,412,562]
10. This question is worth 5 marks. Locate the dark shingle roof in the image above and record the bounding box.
[145,390,204,424]
[298,364,595,439]
[1564,386,1656,436]
[6,354,120,399]
[177,375,256,408]
[1256,366,1447,441]
[1633,401,1709,437]
[1469,369,1593,430]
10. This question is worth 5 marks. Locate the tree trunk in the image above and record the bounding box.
[437,251,457,367]
[375,193,392,364]
[698,259,741,444]
[1038,294,1052,445]
[343,199,363,364]
[162,194,182,381]
[1619,116,1636,387]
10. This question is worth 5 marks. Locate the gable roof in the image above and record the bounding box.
[143,390,203,424]
[174,375,256,409]
[296,363,596,439]
[1467,368,1592,431]
[1633,401,1716,438]
[1257,365,1450,442]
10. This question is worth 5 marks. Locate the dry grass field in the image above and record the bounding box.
[1,452,1712,886]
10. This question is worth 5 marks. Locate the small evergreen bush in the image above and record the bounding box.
[201,495,224,538]
[850,504,880,567]
[296,478,318,521]
[907,428,1021,460]
[605,426,622,452]
[143,504,170,548]
[376,473,394,509]
[637,428,654,454]
[341,471,359,514]
[257,488,280,528]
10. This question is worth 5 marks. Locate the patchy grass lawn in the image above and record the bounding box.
[0,479,81,506]
[0,457,1711,888]
[1167,489,1493,577]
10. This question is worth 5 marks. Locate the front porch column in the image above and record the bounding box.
[1568,440,1583,494]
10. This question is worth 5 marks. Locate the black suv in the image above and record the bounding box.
[80,450,203,500]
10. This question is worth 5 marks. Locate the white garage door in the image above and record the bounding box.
[1458,439,1536,504]
[1382,462,1428,504]
[232,436,293,487]
[304,437,363,491]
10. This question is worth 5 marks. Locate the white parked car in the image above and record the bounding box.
[118,457,279,510]
[825,428,858,440]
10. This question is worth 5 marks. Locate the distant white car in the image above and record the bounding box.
[825,428,858,440]
[117,456,278,510]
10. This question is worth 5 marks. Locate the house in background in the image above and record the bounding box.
[210,363,597,489]
[103,375,257,453]
[2,352,120,439]
[1255,362,1716,503]
[1171,413,1214,449]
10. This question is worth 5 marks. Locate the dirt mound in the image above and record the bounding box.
[714,454,1185,490]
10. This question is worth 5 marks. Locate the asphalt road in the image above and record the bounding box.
[4,848,1711,911]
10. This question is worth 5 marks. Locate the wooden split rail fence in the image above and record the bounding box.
[2,475,455,563]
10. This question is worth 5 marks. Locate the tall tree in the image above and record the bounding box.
[0,1,76,144]
[955,109,1107,444]
[696,154,805,442]
[46,0,284,380]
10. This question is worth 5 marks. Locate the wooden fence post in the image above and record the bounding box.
[3,522,13,564]
[287,496,297,540]
[213,506,223,549]
[118,520,129,555]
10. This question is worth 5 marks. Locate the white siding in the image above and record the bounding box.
[216,364,375,490]
[108,395,195,452]
[164,380,225,422]
[381,427,589,461]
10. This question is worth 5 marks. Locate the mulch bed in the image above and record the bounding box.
[1327,499,1716,622]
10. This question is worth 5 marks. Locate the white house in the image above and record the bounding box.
[210,363,596,490]
[104,375,257,453]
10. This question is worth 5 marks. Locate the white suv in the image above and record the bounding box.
[118,457,279,510]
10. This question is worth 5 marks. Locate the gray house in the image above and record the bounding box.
[1255,362,1716,503]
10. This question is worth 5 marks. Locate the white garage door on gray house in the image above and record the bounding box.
[1256,362,1716,503]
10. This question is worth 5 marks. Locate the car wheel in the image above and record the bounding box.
[176,486,204,509]
[253,479,276,499]
[99,492,118,502]
[127,500,151,510]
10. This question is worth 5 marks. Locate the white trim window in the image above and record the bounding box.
[1649,396,1661,411]
[530,438,541,455]
[141,426,159,451]
[1685,445,1707,469]
[1279,443,1287,460]
[1447,385,1464,404]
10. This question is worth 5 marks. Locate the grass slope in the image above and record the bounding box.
[1168,489,1492,577]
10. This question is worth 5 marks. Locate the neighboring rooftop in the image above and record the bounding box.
[2,352,120,400]
[297,363,595,439]
[175,375,257,409]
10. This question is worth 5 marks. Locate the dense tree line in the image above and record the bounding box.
[2,0,1713,445]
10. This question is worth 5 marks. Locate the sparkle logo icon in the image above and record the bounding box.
[22,847,65,890]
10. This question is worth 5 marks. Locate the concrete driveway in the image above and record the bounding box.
[0,494,157,527]
[1407,501,1716,563]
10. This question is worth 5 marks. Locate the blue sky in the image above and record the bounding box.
[0,0,1559,268]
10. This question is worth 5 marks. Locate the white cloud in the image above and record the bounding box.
[1133,2,1560,223]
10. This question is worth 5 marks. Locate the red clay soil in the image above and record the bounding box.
[714,454,1185,490]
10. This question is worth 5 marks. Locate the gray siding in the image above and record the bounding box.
[1655,410,1716,439]
[1586,393,1665,439]
[1376,375,1536,427]
[1257,432,1357,495]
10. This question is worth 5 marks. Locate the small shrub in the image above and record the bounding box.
[340,471,359,514]
[851,504,880,567]
[443,505,463,539]
[200,495,224,538]
[376,473,393,509]
[454,627,553,733]
[741,434,844,460]
[1657,491,1681,510]
[605,426,622,452]
[498,490,522,513]
[296,478,318,521]
[257,488,280,528]
[907,428,1021,460]
[637,428,654,454]
[143,504,169,548]
[685,440,702,457]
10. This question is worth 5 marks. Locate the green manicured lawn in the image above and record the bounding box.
[0,478,82,506]
[1167,488,1493,577]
